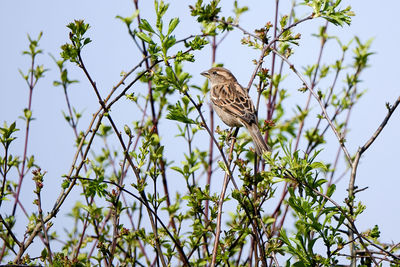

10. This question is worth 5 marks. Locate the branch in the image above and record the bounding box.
[347,96,400,264]
[282,168,379,266]
[71,176,190,264]
[360,96,400,153]
[0,215,21,248]
[271,47,353,163]
[14,109,105,263]
[210,129,239,267]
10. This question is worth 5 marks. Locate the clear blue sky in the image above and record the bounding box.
[1,0,399,259]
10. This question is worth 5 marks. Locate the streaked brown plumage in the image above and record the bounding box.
[201,67,270,156]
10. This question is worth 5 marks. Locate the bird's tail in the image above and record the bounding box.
[246,122,271,156]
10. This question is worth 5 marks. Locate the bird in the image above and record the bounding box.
[201,67,270,156]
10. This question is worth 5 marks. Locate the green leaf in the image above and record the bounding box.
[233,1,248,17]
[136,31,153,44]
[190,0,221,23]
[310,161,328,172]
[171,166,183,175]
[175,51,194,63]
[264,217,275,225]
[60,43,79,64]
[185,35,209,50]
[293,261,307,267]
[83,37,92,45]
[140,19,155,33]
[124,124,132,137]
[280,15,288,29]
[27,155,35,169]
[155,145,164,158]
[0,121,19,148]
[166,102,196,124]
[62,179,70,189]
[218,160,228,173]
[326,184,336,198]
[189,163,201,173]
[116,10,139,26]
[41,248,48,259]
[24,108,32,121]
[167,18,179,36]
[18,69,28,81]
[370,225,380,238]
[162,35,176,54]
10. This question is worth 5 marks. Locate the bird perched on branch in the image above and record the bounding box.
[201,67,270,156]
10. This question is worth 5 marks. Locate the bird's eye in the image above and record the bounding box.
[212,71,217,75]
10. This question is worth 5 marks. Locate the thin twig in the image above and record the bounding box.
[71,175,190,264]
[12,50,37,216]
[347,96,400,265]
[35,175,53,265]
[271,47,352,163]
[210,130,239,267]
[282,168,379,266]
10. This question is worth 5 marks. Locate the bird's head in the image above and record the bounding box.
[201,67,237,84]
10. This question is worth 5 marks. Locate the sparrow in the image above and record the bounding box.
[201,67,270,156]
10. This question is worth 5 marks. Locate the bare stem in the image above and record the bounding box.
[271,47,352,163]
[12,55,36,216]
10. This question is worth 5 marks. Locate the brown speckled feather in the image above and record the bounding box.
[210,82,257,125]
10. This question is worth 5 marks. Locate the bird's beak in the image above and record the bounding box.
[201,71,209,77]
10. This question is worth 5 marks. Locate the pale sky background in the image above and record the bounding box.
[0,0,399,262]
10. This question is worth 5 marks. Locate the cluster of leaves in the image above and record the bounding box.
[1,0,400,266]
[60,20,92,65]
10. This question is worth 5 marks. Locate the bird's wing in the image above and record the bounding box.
[210,82,257,124]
